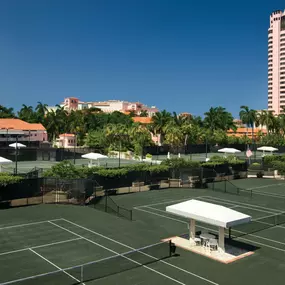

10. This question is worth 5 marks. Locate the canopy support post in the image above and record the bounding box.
[189,219,196,245]
[218,227,225,252]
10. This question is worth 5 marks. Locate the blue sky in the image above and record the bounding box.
[0,0,284,117]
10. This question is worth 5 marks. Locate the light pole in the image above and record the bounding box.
[15,135,18,175]
[73,133,77,165]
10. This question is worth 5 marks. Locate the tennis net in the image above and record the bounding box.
[2,241,176,285]
[231,212,285,238]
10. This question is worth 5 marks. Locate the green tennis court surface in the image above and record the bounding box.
[1,178,285,284]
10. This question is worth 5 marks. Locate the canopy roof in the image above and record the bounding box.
[218,148,241,154]
[166,199,251,228]
[81,152,108,160]
[0,157,12,164]
[257,146,278,152]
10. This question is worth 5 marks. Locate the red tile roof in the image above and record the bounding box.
[0,119,46,131]
[132,117,152,124]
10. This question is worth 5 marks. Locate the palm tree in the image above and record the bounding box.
[239,106,256,143]
[0,105,15,118]
[151,110,172,145]
[18,104,36,122]
[256,110,275,133]
[35,102,48,123]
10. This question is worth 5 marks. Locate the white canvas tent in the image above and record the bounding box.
[81,152,108,167]
[166,199,251,252]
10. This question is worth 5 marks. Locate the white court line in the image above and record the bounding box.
[249,190,285,198]
[49,221,186,285]
[199,197,276,214]
[61,219,219,285]
[246,183,285,190]
[202,196,283,213]
[0,218,63,231]
[0,237,82,257]
[29,248,85,285]
[133,196,209,209]
[139,206,285,248]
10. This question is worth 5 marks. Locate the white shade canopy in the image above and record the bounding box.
[9,142,26,148]
[218,148,241,154]
[81,152,108,160]
[0,157,12,164]
[257,146,278,152]
[166,199,251,228]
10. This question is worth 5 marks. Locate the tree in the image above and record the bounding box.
[151,110,172,144]
[85,130,107,150]
[35,102,48,123]
[18,104,37,123]
[256,110,275,133]
[0,105,15,118]
[239,106,256,143]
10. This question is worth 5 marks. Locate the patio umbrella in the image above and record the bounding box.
[9,142,26,148]
[218,148,241,158]
[257,146,278,156]
[81,152,108,167]
[0,156,12,172]
[217,148,241,154]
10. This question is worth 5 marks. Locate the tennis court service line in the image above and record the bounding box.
[48,221,186,285]
[0,218,63,231]
[246,183,285,190]
[29,248,85,285]
[61,219,220,285]
[140,206,285,250]
[0,237,82,257]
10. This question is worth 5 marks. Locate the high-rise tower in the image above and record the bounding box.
[268,10,285,114]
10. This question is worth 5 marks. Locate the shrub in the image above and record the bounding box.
[162,158,200,169]
[0,173,23,187]
[145,153,152,159]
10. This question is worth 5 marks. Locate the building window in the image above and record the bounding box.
[282,16,285,31]
[281,86,285,89]
[268,87,272,90]
[268,64,273,67]
[268,73,272,76]
[268,83,272,86]
[268,92,272,95]
[268,69,273,72]
[268,60,273,63]
[268,30,273,34]
[281,67,285,70]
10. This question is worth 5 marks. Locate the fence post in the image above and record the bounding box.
[105,194,108,212]
[224,179,226,193]
[81,265,84,282]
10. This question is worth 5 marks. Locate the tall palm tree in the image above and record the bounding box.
[140,110,148,117]
[151,110,172,145]
[0,105,15,118]
[256,110,275,134]
[18,104,36,122]
[239,106,256,143]
[35,102,48,123]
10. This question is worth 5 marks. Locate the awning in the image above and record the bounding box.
[166,199,251,228]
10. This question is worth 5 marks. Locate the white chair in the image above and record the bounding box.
[194,237,201,246]
[209,238,218,251]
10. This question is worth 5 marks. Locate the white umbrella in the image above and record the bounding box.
[9,142,26,148]
[257,146,278,156]
[81,152,108,167]
[218,148,241,154]
[0,157,12,173]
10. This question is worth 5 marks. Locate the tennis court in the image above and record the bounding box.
[1,178,285,284]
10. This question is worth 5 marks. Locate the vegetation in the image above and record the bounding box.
[0,174,23,187]
[3,102,285,151]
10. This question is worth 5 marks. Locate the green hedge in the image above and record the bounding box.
[0,174,23,187]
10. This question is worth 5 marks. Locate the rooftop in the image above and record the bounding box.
[0,119,46,131]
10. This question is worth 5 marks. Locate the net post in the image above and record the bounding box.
[130,209,133,221]
[105,194,108,212]
[169,240,171,257]
[80,265,84,282]
[237,187,240,195]
[117,205,119,216]
[224,179,226,192]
